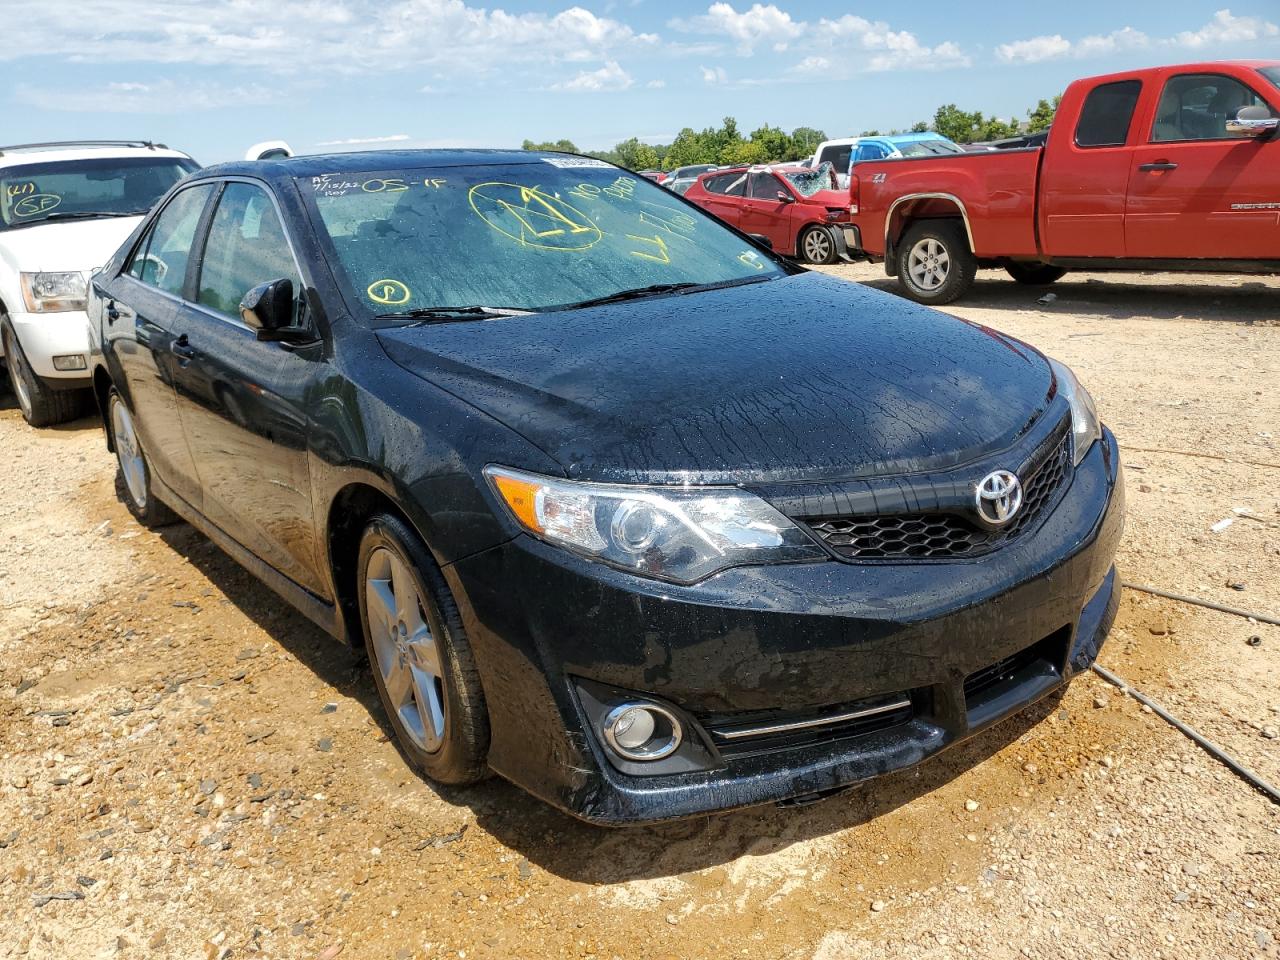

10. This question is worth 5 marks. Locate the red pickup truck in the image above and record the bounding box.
[848,60,1280,304]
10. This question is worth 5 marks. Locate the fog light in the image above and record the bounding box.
[603,703,682,761]
[52,354,87,371]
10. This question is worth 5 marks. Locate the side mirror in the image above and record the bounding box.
[746,233,773,249]
[776,190,795,204]
[240,278,299,341]
[1226,105,1280,138]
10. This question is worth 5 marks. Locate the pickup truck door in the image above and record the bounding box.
[1039,78,1145,258]
[1126,71,1280,259]
[739,172,792,252]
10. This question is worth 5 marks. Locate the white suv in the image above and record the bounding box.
[1,141,198,426]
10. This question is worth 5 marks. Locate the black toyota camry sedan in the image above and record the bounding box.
[88,150,1123,824]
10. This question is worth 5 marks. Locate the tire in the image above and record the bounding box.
[798,225,838,265]
[357,513,489,785]
[107,389,179,528]
[1,322,87,427]
[894,220,977,305]
[1005,262,1067,286]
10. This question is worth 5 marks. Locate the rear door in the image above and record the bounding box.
[100,182,217,509]
[694,171,748,227]
[739,172,792,252]
[167,179,327,593]
[1126,70,1280,259]
[1039,77,1145,257]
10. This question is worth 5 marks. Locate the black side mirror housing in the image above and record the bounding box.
[776,191,795,204]
[240,278,302,341]
[746,233,773,250]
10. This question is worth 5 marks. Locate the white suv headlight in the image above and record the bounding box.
[20,271,87,313]
[485,466,825,584]
[1049,358,1101,466]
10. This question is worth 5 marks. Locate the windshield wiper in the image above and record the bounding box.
[39,210,149,222]
[375,305,535,324]
[558,276,776,311]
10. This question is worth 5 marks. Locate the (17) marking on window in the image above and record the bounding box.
[367,278,411,305]
[5,182,36,198]
[627,234,671,264]
[469,182,601,251]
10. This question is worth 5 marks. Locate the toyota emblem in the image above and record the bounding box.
[975,470,1023,526]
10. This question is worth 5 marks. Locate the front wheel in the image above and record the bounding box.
[358,513,490,786]
[895,221,977,305]
[1005,262,1067,286]
[2,323,86,427]
[798,225,838,265]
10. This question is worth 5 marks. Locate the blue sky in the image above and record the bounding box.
[1,1,1278,163]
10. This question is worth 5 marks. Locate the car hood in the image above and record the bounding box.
[0,216,143,276]
[376,272,1054,484]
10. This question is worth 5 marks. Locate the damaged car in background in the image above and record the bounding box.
[88,150,1124,824]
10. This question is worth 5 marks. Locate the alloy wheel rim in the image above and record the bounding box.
[365,546,446,753]
[4,339,32,419]
[908,238,950,291]
[111,398,148,509]
[805,230,831,262]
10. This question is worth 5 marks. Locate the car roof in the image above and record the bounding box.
[0,141,194,169]
[192,149,596,184]
[1074,59,1280,86]
[871,132,953,145]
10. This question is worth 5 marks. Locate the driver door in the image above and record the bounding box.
[167,179,328,594]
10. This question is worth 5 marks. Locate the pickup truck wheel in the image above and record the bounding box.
[895,221,976,306]
[799,225,837,265]
[107,389,179,528]
[1005,262,1067,286]
[359,513,490,786]
[1,322,87,428]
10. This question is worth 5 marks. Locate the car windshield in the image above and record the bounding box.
[300,160,786,316]
[0,156,197,229]
[1260,66,1280,91]
[781,162,837,196]
[896,140,964,157]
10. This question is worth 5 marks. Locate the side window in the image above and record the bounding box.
[853,143,886,163]
[818,145,853,172]
[1152,73,1275,142]
[126,184,214,296]
[721,172,747,197]
[1075,80,1143,148]
[702,174,730,194]
[196,183,302,322]
[748,172,781,199]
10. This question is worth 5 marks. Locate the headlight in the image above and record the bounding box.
[1049,358,1101,466]
[485,466,825,584]
[20,272,87,313]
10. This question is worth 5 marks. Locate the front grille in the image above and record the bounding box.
[701,693,915,760]
[805,424,1072,561]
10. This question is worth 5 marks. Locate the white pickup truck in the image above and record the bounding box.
[0,141,198,426]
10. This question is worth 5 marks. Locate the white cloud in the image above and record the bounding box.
[790,56,830,75]
[1174,8,1278,48]
[646,79,667,88]
[999,9,1277,64]
[700,64,729,84]
[817,15,971,70]
[13,80,278,113]
[315,134,411,146]
[671,3,803,55]
[551,60,633,91]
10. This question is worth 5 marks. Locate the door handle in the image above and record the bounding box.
[170,334,195,361]
[1138,161,1179,171]
[106,301,120,323]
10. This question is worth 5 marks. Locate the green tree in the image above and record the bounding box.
[1027,95,1062,132]
[521,138,580,153]
[789,126,826,158]
[612,138,661,171]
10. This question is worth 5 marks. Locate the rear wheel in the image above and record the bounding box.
[358,513,489,785]
[799,225,838,265]
[1005,262,1067,286]
[107,389,178,528]
[895,220,977,305]
[1,322,86,427]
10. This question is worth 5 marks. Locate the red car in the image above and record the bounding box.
[683,164,858,264]
[847,60,1280,303]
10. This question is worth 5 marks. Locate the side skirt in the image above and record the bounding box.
[150,472,346,642]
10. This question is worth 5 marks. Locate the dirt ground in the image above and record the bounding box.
[1,265,1277,960]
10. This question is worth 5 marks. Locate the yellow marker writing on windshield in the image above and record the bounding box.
[627,234,671,264]
[367,279,410,305]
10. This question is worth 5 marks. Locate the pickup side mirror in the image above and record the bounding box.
[240,278,301,341]
[746,233,773,249]
[776,190,795,204]
[1226,104,1280,138]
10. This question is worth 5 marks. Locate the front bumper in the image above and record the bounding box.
[447,430,1124,824]
[3,309,93,383]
